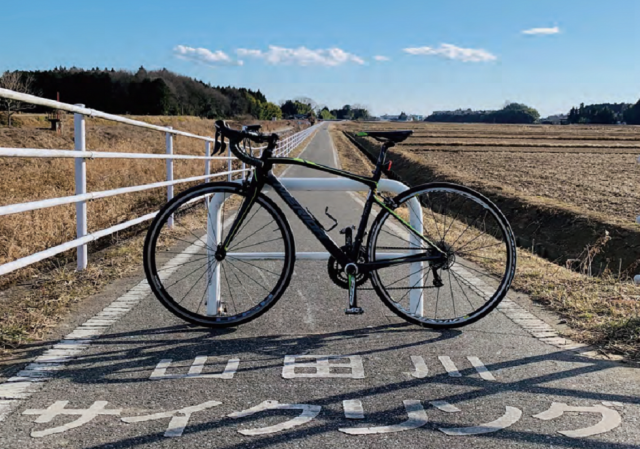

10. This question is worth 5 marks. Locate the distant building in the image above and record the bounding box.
[540,114,568,125]
[380,113,425,122]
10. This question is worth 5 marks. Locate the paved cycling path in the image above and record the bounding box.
[1,125,639,448]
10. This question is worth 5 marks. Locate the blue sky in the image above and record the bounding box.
[1,0,639,116]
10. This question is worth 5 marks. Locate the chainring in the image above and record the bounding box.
[327,246,369,289]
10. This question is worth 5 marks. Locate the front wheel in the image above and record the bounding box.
[144,182,296,328]
[367,182,516,329]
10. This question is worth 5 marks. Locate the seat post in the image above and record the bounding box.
[372,141,394,181]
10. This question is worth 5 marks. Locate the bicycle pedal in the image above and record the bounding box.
[345,307,364,315]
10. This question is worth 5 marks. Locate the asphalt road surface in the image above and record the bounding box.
[1,125,639,448]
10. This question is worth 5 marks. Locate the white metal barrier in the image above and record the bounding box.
[206,178,425,316]
[0,87,321,276]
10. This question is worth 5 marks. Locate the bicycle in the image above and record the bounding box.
[143,121,517,329]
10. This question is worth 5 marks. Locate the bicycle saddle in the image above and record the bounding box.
[356,130,413,143]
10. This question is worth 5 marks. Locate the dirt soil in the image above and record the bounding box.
[339,122,640,273]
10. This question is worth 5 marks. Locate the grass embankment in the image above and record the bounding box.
[0,115,312,357]
[330,124,640,361]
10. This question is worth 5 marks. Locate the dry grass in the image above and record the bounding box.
[330,124,640,360]
[344,122,640,228]
[0,115,314,355]
[0,115,306,287]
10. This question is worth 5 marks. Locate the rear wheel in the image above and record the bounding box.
[144,182,295,328]
[367,182,516,329]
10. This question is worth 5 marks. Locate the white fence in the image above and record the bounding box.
[0,88,320,277]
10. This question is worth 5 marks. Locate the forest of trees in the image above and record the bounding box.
[277,98,370,121]
[5,67,640,126]
[6,67,281,119]
[568,103,628,124]
[425,103,540,124]
[567,102,640,125]
[329,104,370,120]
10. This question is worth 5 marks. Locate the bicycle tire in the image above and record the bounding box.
[144,182,296,328]
[367,182,516,329]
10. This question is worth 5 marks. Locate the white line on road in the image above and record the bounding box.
[430,401,461,413]
[343,400,365,419]
[439,406,522,436]
[467,356,496,381]
[149,357,239,380]
[438,356,462,377]
[339,400,428,435]
[228,400,321,436]
[410,356,429,378]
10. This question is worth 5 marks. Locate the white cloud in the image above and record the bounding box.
[404,44,497,62]
[374,55,390,61]
[236,46,365,66]
[173,45,242,66]
[522,26,560,35]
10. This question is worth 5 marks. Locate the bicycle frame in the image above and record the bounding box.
[219,147,446,272]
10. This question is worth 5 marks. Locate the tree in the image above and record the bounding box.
[279,99,313,118]
[259,102,282,120]
[624,100,640,125]
[0,71,37,127]
[425,103,539,124]
[398,111,408,121]
[319,107,335,120]
[294,96,317,111]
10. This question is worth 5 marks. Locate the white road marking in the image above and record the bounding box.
[410,356,429,378]
[298,289,316,331]
[339,400,428,435]
[343,400,365,419]
[438,356,461,377]
[277,124,322,179]
[439,406,522,436]
[0,236,213,421]
[534,402,622,438]
[149,357,239,380]
[282,355,365,379]
[430,401,461,413]
[23,401,122,438]
[122,400,221,438]
[467,356,496,381]
[327,127,342,169]
[602,401,624,408]
[228,400,321,436]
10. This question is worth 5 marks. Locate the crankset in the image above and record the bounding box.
[327,246,369,289]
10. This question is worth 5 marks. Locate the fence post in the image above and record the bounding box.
[205,139,212,209]
[227,143,232,182]
[74,106,88,271]
[166,127,174,228]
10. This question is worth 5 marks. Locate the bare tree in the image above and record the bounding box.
[294,96,317,110]
[0,71,36,127]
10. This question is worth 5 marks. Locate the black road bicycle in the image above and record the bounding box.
[143,121,516,329]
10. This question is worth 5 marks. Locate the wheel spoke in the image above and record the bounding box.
[370,186,514,327]
[146,185,292,325]
[226,258,270,292]
[228,218,276,251]
[451,269,480,311]
[231,236,283,252]
[227,256,283,277]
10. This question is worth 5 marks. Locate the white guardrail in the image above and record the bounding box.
[0,88,321,276]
